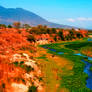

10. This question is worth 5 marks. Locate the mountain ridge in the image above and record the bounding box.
[0,6,74,28]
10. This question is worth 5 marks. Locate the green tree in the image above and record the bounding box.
[52,28,56,33]
[46,28,50,34]
[8,24,12,28]
[54,35,57,41]
[58,31,64,40]
[0,24,6,29]
[76,33,83,38]
[27,35,35,42]
[69,31,75,40]
[28,85,37,92]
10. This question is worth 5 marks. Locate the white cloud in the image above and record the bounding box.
[77,17,92,21]
[77,17,87,21]
[67,17,92,22]
[87,18,92,21]
[67,18,75,22]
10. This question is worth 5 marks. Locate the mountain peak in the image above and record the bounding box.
[0,6,73,28]
[0,6,6,9]
[16,8,24,10]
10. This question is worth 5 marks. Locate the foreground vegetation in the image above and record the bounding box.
[89,66,92,71]
[0,22,89,92]
[64,39,92,57]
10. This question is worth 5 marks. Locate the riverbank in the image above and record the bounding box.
[80,46,92,57]
[35,47,73,92]
[39,39,92,92]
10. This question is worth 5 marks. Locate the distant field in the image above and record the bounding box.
[65,41,92,50]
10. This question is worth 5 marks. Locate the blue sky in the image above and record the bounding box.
[0,0,92,29]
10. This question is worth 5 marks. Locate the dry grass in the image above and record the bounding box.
[35,47,73,92]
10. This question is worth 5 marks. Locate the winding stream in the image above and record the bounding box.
[43,39,92,90]
[75,53,92,90]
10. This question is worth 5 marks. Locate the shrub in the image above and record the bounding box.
[28,86,37,92]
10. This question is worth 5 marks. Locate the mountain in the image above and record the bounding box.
[0,6,73,28]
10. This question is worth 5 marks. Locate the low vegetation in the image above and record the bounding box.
[0,22,89,92]
[41,39,92,92]
[89,66,92,71]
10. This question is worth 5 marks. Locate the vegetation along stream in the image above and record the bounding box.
[41,38,92,92]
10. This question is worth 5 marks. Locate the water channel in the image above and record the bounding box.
[43,39,92,90]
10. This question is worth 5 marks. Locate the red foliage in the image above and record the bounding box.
[0,62,25,85]
[0,28,30,54]
[0,28,32,86]
[62,29,69,37]
[79,29,88,37]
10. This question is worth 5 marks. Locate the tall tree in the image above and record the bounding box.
[8,24,12,28]
[58,31,64,40]
[37,24,43,29]
[13,22,21,28]
[23,24,31,29]
[0,24,6,29]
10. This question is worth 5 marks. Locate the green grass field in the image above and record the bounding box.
[40,39,92,92]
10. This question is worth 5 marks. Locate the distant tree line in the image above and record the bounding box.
[0,22,88,42]
[0,22,31,29]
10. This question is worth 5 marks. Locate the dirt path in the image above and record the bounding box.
[35,47,73,92]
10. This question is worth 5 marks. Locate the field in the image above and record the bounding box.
[38,39,92,92]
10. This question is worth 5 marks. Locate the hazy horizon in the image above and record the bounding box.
[0,0,92,29]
